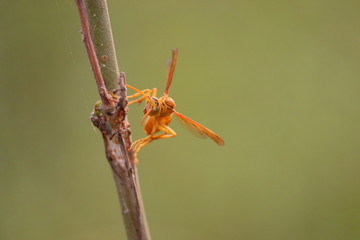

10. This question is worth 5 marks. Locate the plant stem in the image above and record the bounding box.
[76,1,151,239]
[84,0,119,91]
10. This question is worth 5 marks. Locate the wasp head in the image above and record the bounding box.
[143,97,160,116]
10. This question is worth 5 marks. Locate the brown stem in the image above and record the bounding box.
[75,0,151,239]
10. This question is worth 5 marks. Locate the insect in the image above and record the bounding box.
[126,48,224,163]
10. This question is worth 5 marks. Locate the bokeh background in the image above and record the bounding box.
[1,1,360,239]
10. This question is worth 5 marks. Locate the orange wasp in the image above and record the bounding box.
[126,48,224,163]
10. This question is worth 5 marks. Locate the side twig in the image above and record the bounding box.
[75,1,151,239]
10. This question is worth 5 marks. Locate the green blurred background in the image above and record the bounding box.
[1,1,360,239]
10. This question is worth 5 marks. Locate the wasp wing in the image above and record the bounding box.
[164,48,178,95]
[173,111,224,146]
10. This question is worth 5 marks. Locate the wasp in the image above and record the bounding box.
[126,48,224,163]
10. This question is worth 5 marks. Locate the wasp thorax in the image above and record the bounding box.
[165,97,176,109]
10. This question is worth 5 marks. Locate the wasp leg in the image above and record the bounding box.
[127,89,153,105]
[130,135,152,151]
[131,137,152,164]
[110,85,155,103]
[151,88,157,97]
[129,119,158,150]
[126,85,157,105]
[129,119,158,163]
[130,122,176,163]
[151,122,177,140]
